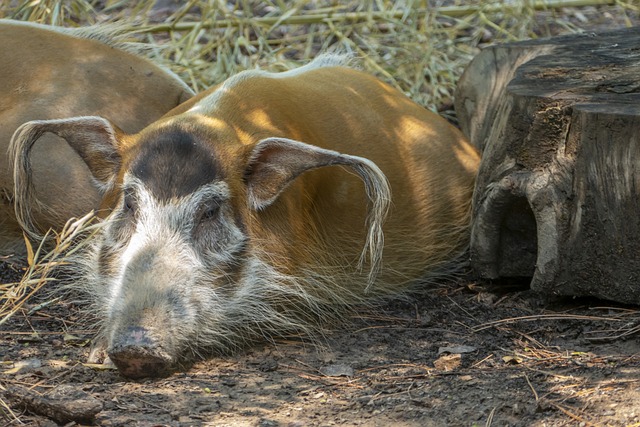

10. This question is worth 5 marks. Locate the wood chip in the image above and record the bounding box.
[3,384,103,424]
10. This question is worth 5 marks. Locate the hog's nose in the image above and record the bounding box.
[107,326,174,379]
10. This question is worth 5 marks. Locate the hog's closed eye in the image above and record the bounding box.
[123,194,137,214]
[200,205,220,222]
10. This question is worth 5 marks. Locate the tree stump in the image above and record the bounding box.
[455,26,640,304]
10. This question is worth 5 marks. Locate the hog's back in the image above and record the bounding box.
[216,66,480,288]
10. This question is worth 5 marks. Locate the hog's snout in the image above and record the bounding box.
[107,326,174,379]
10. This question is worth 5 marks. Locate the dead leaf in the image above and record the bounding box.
[502,355,523,365]
[63,334,91,346]
[433,353,461,371]
[82,363,117,371]
[23,233,34,267]
[438,345,477,355]
[3,358,42,374]
[320,364,354,377]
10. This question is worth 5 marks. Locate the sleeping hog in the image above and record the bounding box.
[11,54,479,378]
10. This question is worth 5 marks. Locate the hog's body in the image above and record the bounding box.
[0,19,193,257]
[12,55,479,378]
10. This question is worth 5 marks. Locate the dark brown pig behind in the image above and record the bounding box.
[11,54,480,379]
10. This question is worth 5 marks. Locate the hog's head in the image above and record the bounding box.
[10,115,389,378]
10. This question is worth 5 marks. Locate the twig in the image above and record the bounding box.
[485,406,496,427]
[546,400,596,427]
[0,394,24,425]
[584,323,640,341]
[473,314,621,332]
[2,385,102,424]
[471,354,494,368]
[524,373,539,402]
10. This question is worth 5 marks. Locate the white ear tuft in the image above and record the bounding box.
[244,136,391,288]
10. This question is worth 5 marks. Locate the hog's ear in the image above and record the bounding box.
[245,137,345,210]
[11,116,122,190]
[244,137,391,288]
[245,137,391,210]
[9,116,122,236]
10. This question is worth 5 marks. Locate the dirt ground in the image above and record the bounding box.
[2,258,640,427]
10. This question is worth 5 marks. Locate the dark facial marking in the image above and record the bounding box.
[131,128,221,201]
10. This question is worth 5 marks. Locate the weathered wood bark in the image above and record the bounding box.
[455,27,640,304]
[4,385,103,424]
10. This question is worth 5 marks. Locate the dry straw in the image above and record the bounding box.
[0,0,637,322]
[2,0,633,110]
[0,213,100,327]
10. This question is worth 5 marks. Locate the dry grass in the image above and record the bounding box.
[1,0,637,113]
[0,213,99,328]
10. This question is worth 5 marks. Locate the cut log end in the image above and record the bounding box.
[456,26,640,304]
